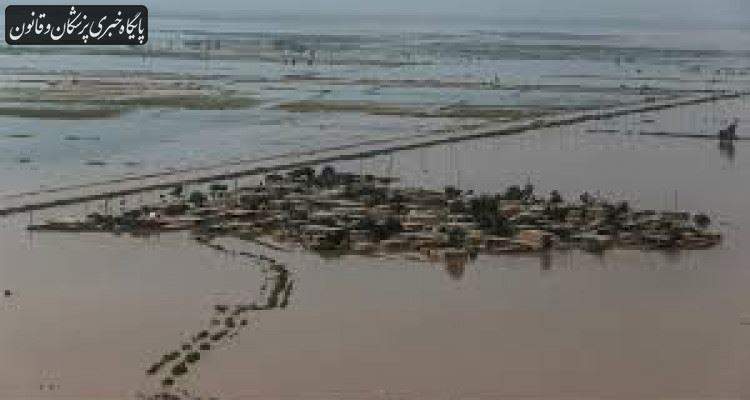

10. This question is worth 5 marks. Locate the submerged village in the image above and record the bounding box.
[28,166,723,263]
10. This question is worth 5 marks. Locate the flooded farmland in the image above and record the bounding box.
[3,10,750,400]
[3,94,750,398]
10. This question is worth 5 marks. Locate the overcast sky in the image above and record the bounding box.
[147,0,745,21]
[4,0,748,24]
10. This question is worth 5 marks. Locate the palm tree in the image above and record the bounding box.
[446,227,466,248]
[503,185,523,201]
[549,190,563,204]
[320,165,337,186]
[170,185,184,198]
[522,183,535,201]
[694,213,711,229]
[188,191,208,207]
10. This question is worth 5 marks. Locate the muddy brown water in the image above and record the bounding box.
[2,98,750,399]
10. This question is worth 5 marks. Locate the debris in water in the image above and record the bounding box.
[64,135,100,141]
[586,129,620,133]
[194,330,209,342]
[146,363,162,375]
[84,160,107,166]
[214,304,229,314]
[162,351,180,363]
[210,330,228,342]
[185,352,200,364]
[171,362,188,377]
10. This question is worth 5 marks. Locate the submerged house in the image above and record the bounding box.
[28,166,724,260]
[719,120,739,140]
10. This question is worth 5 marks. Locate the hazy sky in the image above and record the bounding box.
[145,0,745,21]
[4,0,748,23]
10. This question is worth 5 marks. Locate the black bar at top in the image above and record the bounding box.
[5,5,148,45]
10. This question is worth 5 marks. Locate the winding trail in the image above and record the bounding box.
[139,238,294,400]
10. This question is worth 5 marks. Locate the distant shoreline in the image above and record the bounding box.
[146,11,748,31]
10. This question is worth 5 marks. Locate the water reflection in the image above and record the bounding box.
[540,252,553,272]
[444,261,466,280]
[719,139,736,162]
[444,249,475,280]
[661,248,685,265]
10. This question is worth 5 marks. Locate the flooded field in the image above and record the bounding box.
[2,14,750,197]
[2,92,750,398]
[3,12,750,400]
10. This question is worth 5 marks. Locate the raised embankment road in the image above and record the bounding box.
[0,91,744,217]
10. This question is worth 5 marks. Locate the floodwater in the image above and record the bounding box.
[2,14,750,198]
[3,13,750,400]
[3,94,750,398]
